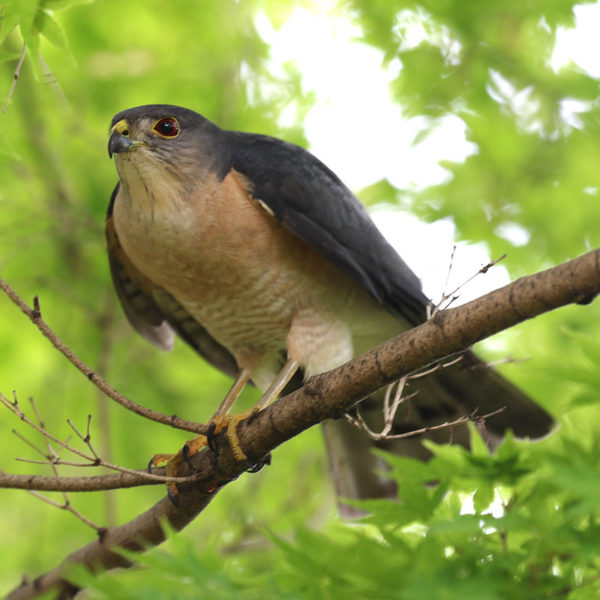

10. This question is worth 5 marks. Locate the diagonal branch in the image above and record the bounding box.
[6,248,600,600]
[0,278,208,435]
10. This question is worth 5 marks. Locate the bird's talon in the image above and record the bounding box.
[146,436,207,498]
[167,485,180,507]
[206,421,218,452]
[148,453,174,473]
[182,434,208,467]
[246,453,272,473]
[181,444,193,469]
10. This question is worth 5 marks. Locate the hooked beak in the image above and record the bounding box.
[108,119,146,158]
[108,129,135,157]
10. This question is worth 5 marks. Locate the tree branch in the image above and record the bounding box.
[5,249,600,600]
[2,42,26,113]
[0,278,208,435]
[0,470,162,492]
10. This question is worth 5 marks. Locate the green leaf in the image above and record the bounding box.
[429,513,483,536]
[357,178,400,208]
[0,2,21,42]
[0,48,21,63]
[13,0,39,38]
[473,484,495,513]
[35,10,71,54]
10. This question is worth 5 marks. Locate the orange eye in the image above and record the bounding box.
[153,117,180,138]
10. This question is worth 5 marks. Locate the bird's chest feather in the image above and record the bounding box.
[113,166,337,353]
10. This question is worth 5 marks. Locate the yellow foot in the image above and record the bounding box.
[182,434,209,460]
[209,408,259,461]
[148,434,208,498]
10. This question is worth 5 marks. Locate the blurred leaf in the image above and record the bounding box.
[357,178,400,207]
[472,484,494,513]
[42,0,96,10]
[0,4,20,42]
[35,10,71,55]
[0,47,20,62]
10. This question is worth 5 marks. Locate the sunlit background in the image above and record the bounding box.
[1,0,600,596]
[257,2,600,301]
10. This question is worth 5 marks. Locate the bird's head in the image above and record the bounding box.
[108,104,228,189]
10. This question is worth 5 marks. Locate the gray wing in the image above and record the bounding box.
[229,132,430,325]
[106,185,239,378]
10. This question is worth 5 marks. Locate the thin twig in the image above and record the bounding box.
[1,393,192,483]
[443,244,458,297]
[0,276,208,435]
[408,355,464,379]
[11,429,51,461]
[469,355,528,370]
[347,408,506,442]
[428,252,507,319]
[67,415,100,460]
[18,399,106,531]
[15,458,97,467]
[346,349,508,442]
[2,43,26,113]
[380,379,419,438]
[29,396,46,429]
[25,489,103,531]
[349,355,469,440]
[345,352,507,443]
[346,409,469,441]
[374,414,471,441]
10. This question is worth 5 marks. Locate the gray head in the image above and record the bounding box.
[108,104,230,186]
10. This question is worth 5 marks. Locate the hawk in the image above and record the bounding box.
[107,105,553,510]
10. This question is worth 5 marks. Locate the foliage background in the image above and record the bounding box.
[0,0,599,597]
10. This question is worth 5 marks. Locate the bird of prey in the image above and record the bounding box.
[107,104,553,510]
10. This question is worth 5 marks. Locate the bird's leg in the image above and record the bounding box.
[213,359,300,461]
[257,358,301,411]
[206,369,251,451]
[213,368,252,418]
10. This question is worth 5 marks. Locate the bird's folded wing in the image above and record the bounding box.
[229,131,430,325]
